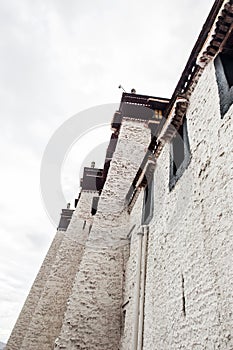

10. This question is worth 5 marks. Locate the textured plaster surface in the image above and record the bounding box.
[6,198,93,350]
[55,245,129,350]
[5,231,64,350]
[76,191,99,224]
[88,119,151,248]
[55,119,151,349]
[119,190,144,350]
[122,62,233,350]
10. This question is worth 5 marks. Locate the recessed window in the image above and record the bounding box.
[142,179,154,225]
[91,197,99,215]
[214,51,233,117]
[121,309,126,335]
[169,118,191,190]
[219,52,233,88]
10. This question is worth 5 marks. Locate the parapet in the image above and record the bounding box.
[111,92,170,134]
[57,208,74,231]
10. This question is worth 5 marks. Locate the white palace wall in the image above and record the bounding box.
[54,119,152,350]
[6,192,96,350]
[5,230,65,350]
[122,60,233,349]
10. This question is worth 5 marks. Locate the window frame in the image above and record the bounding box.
[214,52,233,118]
[141,179,154,225]
[169,118,191,191]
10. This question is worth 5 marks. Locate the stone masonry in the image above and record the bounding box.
[6,192,97,350]
[5,231,64,350]
[54,119,151,349]
[121,58,233,350]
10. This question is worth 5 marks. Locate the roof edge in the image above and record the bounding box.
[166,0,228,116]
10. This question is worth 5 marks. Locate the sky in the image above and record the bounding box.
[0,0,214,343]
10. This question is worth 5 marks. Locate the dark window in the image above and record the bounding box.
[121,309,126,335]
[142,179,154,225]
[219,52,233,88]
[214,51,233,117]
[91,197,99,216]
[169,118,191,190]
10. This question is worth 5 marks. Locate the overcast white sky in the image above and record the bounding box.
[0,0,214,343]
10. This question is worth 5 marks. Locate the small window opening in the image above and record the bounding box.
[121,309,126,335]
[169,118,191,190]
[219,52,233,88]
[214,28,233,117]
[91,197,99,216]
[172,123,185,175]
[142,179,154,225]
[181,274,186,317]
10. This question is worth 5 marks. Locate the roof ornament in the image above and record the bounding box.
[91,161,95,168]
[67,203,71,209]
[118,84,126,92]
[131,88,136,94]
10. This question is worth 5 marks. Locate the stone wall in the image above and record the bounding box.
[76,190,99,224]
[6,192,97,350]
[122,60,233,349]
[18,204,91,350]
[54,119,151,349]
[119,190,144,350]
[5,231,64,350]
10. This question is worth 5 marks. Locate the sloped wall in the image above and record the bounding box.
[6,192,97,350]
[55,119,151,350]
[119,190,144,350]
[5,231,64,350]
[122,61,233,349]
[18,199,93,350]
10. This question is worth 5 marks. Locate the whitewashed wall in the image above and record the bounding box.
[6,192,95,350]
[55,120,151,350]
[122,61,233,350]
